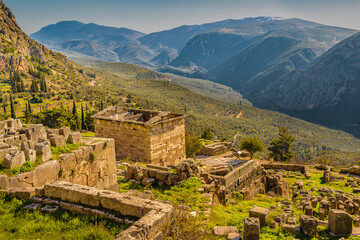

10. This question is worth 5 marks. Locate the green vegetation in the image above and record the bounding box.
[0,193,128,239]
[51,143,84,159]
[201,127,213,140]
[185,134,203,158]
[268,126,295,162]
[0,161,35,176]
[240,137,265,159]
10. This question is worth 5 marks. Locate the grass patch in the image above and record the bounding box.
[51,143,84,159]
[81,132,95,137]
[0,193,128,240]
[0,161,35,176]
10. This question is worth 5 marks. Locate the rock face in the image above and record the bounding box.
[243,217,260,240]
[328,209,353,235]
[0,1,50,71]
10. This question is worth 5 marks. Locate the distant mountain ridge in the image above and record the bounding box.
[30,17,280,66]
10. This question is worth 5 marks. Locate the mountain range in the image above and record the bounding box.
[30,17,360,137]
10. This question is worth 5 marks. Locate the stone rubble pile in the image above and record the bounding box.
[0,119,83,170]
[124,159,200,186]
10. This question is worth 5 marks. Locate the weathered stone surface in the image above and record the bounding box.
[249,206,269,227]
[33,160,60,186]
[0,145,18,158]
[36,143,52,162]
[44,182,101,207]
[50,135,66,147]
[213,226,238,237]
[0,174,9,188]
[26,124,46,141]
[2,151,25,169]
[227,232,241,240]
[24,149,36,162]
[328,209,353,235]
[300,214,318,236]
[68,132,82,144]
[59,126,71,140]
[282,224,300,234]
[243,217,260,240]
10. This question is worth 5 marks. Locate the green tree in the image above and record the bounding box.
[27,99,32,113]
[72,100,80,130]
[240,137,265,159]
[268,126,295,162]
[201,127,213,140]
[10,93,16,119]
[24,103,30,123]
[81,103,86,130]
[185,134,203,159]
[30,79,39,92]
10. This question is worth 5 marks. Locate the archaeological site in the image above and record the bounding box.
[2,112,360,240]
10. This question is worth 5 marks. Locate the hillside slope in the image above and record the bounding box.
[251,32,360,137]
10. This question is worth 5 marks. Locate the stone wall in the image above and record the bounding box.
[149,117,186,165]
[261,163,307,173]
[0,119,118,191]
[58,138,118,191]
[218,160,256,188]
[94,117,185,166]
[42,181,173,240]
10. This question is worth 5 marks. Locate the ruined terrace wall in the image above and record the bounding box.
[261,163,307,173]
[150,117,186,165]
[58,138,118,191]
[94,119,152,162]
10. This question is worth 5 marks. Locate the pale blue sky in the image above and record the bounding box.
[4,0,360,34]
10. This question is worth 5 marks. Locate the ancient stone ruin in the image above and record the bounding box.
[92,106,186,165]
[0,118,117,192]
[0,118,175,240]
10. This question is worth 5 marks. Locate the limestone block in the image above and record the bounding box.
[300,214,318,236]
[282,224,300,235]
[243,217,260,240]
[26,124,47,141]
[133,210,168,237]
[21,140,35,151]
[24,149,36,163]
[36,143,52,162]
[249,206,269,227]
[155,171,169,182]
[213,226,238,237]
[46,129,60,138]
[2,151,26,169]
[50,135,66,147]
[33,160,60,186]
[59,126,71,140]
[328,209,353,235]
[68,132,82,144]
[44,182,101,207]
[0,145,18,158]
[59,153,77,174]
[0,175,9,188]
[142,178,155,187]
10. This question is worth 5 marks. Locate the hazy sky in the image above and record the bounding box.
[4,0,360,34]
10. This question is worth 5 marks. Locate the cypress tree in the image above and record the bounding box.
[24,103,30,123]
[81,103,85,130]
[10,93,16,119]
[30,79,39,92]
[27,99,32,113]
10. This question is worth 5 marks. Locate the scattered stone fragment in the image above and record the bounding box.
[243,217,260,240]
[249,206,269,227]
